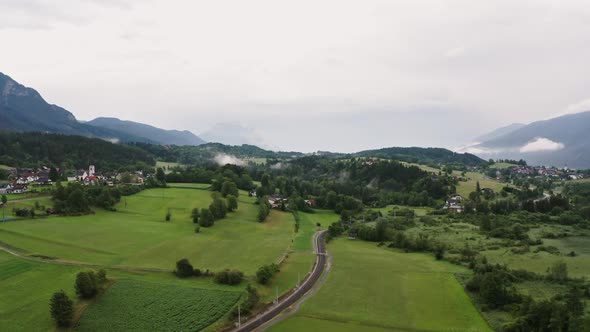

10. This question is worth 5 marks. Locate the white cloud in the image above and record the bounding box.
[2,0,590,151]
[212,153,245,166]
[444,46,467,58]
[519,138,564,153]
[554,98,590,118]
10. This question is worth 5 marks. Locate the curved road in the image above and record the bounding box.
[229,230,328,332]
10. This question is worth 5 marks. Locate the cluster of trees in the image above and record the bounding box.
[192,192,238,228]
[175,258,243,284]
[49,269,107,327]
[258,196,271,222]
[465,258,587,331]
[214,269,244,285]
[166,164,255,192]
[256,263,279,285]
[230,285,260,319]
[52,183,123,214]
[174,258,211,278]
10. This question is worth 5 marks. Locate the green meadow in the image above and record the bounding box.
[0,184,307,331]
[0,186,295,275]
[0,251,86,332]
[271,239,491,332]
[456,171,508,198]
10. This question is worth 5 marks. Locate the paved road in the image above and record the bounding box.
[229,230,328,332]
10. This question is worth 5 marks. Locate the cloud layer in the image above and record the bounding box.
[519,138,565,153]
[2,0,590,151]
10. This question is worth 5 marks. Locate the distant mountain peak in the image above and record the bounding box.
[87,117,205,146]
[0,72,205,146]
[464,111,590,168]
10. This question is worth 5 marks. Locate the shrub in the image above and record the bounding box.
[50,290,74,327]
[214,269,243,285]
[226,195,238,212]
[209,197,227,220]
[175,258,194,278]
[199,208,214,227]
[191,208,200,224]
[97,269,107,284]
[547,261,568,282]
[256,264,280,285]
[75,271,98,298]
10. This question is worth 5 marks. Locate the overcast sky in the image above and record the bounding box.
[2,0,590,152]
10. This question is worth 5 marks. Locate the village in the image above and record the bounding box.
[0,165,147,196]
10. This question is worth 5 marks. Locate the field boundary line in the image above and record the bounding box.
[0,243,168,273]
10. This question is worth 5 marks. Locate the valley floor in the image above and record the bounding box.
[270,239,491,332]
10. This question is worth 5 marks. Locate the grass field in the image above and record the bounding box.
[456,171,508,198]
[0,184,304,331]
[490,162,517,169]
[78,279,240,332]
[0,251,86,332]
[0,186,295,275]
[156,161,183,174]
[271,239,491,332]
[483,235,590,278]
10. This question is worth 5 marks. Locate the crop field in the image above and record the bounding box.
[0,186,295,275]
[271,239,491,332]
[78,279,240,332]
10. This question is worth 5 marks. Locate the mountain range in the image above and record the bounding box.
[0,72,205,146]
[3,71,590,168]
[462,111,590,168]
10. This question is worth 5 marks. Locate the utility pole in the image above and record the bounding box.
[238,304,241,327]
[275,286,279,305]
[297,272,300,288]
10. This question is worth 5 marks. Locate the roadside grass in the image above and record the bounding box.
[77,279,241,332]
[258,210,340,303]
[0,186,295,275]
[270,239,491,332]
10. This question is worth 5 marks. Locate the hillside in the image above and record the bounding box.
[476,123,525,142]
[0,72,151,142]
[87,117,205,146]
[0,72,201,145]
[469,111,590,168]
[353,147,486,167]
[0,131,155,170]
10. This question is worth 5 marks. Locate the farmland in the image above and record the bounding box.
[0,186,295,274]
[77,279,241,332]
[270,239,491,332]
[0,251,85,332]
[0,184,304,331]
